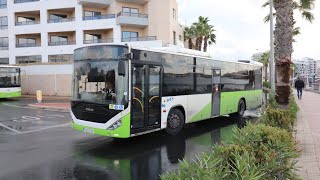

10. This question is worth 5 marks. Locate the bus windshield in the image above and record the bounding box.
[0,67,20,88]
[73,46,129,106]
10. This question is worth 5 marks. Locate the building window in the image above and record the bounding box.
[16,55,42,64]
[0,58,9,64]
[122,7,139,14]
[179,35,182,41]
[50,36,68,43]
[0,37,8,49]
[18,38,36,46]
[17,16,35,23]
[173,31,177,45]
[84,34,102,43]
[84,11,101,17]
[0,0,6,8]
[48,54,73,63]
[0,16,8,29]
[122,31,138,41]
[173,8,176,19]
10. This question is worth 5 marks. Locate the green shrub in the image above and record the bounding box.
[262,94,299,131]
[232,123,299,179]
[161,124,299,180]
[263,81,271,89]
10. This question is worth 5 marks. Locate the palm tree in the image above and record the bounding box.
[203,24,216,52]
[258,51,270,82]
[192,16,209,51]
[263,0,315,105]
[183,26,195,49]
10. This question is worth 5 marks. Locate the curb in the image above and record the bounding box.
[305,89,320,95]
[28,104,70,111]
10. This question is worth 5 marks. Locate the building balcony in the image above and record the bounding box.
[122,36,156,42]
[116,12,148,27]
[48,41,76,46]
[0,47,8,50]
[16,43,41,48]
[0,26,8,30]
[78,0,112,6]
[15,21,40,26]
[84,38,113,44]
[83,14,115,21]
[14,0,39,4]
[48,18,75,23]
[116,0,149,5]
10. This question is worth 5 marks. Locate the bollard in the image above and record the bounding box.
[36,90,42,104]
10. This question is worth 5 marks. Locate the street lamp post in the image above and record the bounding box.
[270,0,276,94]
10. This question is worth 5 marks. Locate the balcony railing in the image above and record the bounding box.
[84,38,113,44]
[83,14,115,21]
[117,12,148,18]
[15,21,40,26]
[0,4,7,9]
[0,26,8,30]
[0,46,8,50]
[48,18,75,23]
[16,43,41,48]
[48,41,76,46]
[14,0,39,4]
[122,36,156,42]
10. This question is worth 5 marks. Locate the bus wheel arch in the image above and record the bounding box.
[165,106,185,135]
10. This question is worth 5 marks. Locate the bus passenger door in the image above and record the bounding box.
[212,69,221,117]
[131,64,162,133]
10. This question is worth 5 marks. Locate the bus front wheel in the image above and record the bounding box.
[165,108,185,135]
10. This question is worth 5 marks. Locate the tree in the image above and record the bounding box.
[203,24,216,52]
[263,0,315,105]
[192,16,209,51]
[183,26,195,49]
[258,51,270,82]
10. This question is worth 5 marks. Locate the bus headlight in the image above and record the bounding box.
[107,119,122,130]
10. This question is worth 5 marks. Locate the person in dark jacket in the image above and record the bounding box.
[295,77,305,99]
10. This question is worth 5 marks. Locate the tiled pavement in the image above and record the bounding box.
[295,90,320,179]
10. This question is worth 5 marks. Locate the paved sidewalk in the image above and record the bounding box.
[295,91,320,179]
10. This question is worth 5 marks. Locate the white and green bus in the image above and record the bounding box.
[71,45,263,138]
[0,65,21,99]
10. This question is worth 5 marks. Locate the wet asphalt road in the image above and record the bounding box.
[0,98,255,180]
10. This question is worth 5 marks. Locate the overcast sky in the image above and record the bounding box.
[177,0,320,61]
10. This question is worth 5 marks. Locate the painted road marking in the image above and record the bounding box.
[19,123,70,134]
[3,103,69,112]
[0,122,22,134]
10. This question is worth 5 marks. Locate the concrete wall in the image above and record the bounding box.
[20,64,73,96]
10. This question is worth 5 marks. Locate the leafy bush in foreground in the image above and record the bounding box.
[161,124,299,180]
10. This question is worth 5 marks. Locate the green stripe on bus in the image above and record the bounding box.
[0,91,21,98]
[220,90,262,115]
[72,113,131,138]
[191,102,212,123]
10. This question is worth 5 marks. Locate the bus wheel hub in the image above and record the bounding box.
[169,114,180,128]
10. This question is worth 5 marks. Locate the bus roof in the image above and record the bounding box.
[74,44,263,67]
[0,65,20,68]
[130,45,263,67]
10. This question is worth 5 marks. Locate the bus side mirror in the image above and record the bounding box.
[118,60,126,76]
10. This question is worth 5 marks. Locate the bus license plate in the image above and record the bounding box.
[83,127,94,134]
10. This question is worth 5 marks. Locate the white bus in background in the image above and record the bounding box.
[0,65,21,99]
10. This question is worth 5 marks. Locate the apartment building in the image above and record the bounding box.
[294,58,319,78]
[0,0,184,65]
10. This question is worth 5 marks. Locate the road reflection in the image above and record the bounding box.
[1,116,256,180]
[71,116,246,180]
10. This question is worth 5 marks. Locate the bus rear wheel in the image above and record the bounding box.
[165,108,185,135]
[230,99,246,127]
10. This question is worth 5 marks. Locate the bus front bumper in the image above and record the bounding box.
[71,122,130,138]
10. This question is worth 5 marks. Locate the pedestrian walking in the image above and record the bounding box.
[295,77,305,99]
